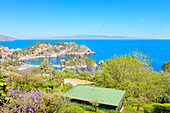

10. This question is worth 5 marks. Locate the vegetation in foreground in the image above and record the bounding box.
[0,51,170,113]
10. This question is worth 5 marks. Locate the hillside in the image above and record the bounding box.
[0,35,16,41]
[11,41,95,59]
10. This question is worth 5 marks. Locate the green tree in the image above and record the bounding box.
[161,62,170,103]
[44,75,62,91]
[79,71,91,80]
[85,58,95,71]
[63,83,73,92]
[90,99,100,113]
[95,51,165,112]
[69,60,77,67]
[38,58,53,73]
[0,54,2,59]
[162,62,170,73]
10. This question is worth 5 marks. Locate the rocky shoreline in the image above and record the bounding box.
[15,41,95,60]
[4,41,97,71]
[19,52,96,60]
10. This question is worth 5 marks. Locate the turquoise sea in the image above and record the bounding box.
[1,39,170,72]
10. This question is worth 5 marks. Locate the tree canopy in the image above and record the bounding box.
[94,52,165,106]
[161,62,170,103]
[38,58,53,73]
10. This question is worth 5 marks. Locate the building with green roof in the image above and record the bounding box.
[65,85,125,112]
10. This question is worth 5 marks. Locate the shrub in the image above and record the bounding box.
[124,103,144,113]
[62,68,77,75]
[125,103,170,113]
[0,88,70,113]
[62,83,73,92]
[151,103,170,113]
[79,71,91,78]
[6,74,45,91]
[0,73,9,106]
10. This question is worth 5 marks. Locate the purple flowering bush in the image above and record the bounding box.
[0,88,70,113]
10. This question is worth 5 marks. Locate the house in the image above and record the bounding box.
[16,48,22,51]
[65,86,125,112]
[5,47,9,50]
[64,79,95,86]
[0,46,5,49]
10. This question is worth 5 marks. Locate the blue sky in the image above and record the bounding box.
[0,0,170,39]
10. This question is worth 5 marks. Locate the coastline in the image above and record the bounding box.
[19,52,96,60]
[1,39,166,72]
[19,62,98,70]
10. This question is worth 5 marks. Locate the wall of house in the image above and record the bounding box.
[118,99,123,111]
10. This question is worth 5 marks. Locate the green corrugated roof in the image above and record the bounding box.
[65,86,125,106]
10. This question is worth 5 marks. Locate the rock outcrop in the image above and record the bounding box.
[98,60,104,65]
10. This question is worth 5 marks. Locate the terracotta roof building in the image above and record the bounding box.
[64,79,95,86]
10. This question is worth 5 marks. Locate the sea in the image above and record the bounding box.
[1,39,170,72]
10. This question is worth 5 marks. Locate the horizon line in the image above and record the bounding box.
[16,38,170,40]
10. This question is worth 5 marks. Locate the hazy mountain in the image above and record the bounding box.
[51,35,139,39]
[0,35,16,41]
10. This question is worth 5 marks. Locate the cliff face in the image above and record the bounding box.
[12,41,95,59]
[0,35,15,41]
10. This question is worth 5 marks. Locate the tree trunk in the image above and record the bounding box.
[136,105,140,113]
[95,106,97,113]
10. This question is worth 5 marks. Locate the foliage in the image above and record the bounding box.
[0,89,70,113]
[38,58,53,74]
[90,99,100,112]
[8,65,17,72]
[0,53,2,59]
[151,103,170,113]
[125,103,170,113]
[85,57,96,71]
[17,67,35,75]
[62,83,73,92]
[42,91,70,113]
[44,75,63,92]
[11,51,20,59]
[69,60,77,66]
[1,49,169,113]
[90,99,100,107]
[58,69,93,81]
[162,62,170,72]
[124,103,145,113]
[6,74,45,91]
[62,68,77,75]
[70,102,117,113]
[5,72,63,92]
[61,55,96,72]
[0,72,9,106]
[60,72,78,79]
[94,52,165,108]
[79,71,93,81]
[2,59,22,69]
[161,61,170,103]
[62,56,85,67]
[71,102,95,112]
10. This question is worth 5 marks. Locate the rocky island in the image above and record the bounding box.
[11,41,95,60]
[60,55,98,70]
[0,41,96,72]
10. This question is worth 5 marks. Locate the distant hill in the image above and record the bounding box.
[51,35,139,39]
[0,35,16,41]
